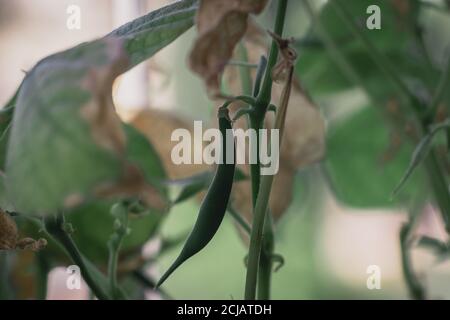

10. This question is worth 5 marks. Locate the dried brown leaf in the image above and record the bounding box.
[80,38,129,154]
[131,109,209,180]
[189,0,269,97]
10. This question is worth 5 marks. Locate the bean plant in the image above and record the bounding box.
[0,0,450,300]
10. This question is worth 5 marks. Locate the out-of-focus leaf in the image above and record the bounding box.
[393,119,450,197]
[67,200,162,264]
[0,90,18,170]
[298,0,423,96]
[109,0,197,68]
[325,106,424,208]
[189,0,268,96]
[5,0,197,215]
[0,172,13,213]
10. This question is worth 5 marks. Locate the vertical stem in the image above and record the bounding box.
[424,151,450,229]
[45,213,110,300]
[245,66,293,300]
[0,252,13,300]
[243,0,288,300]
[108,203,129,299]
[400,224,426,300]
[256,0,289,109]
[257,213,274,300]
[35,252,50,300]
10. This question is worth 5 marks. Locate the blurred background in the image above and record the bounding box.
[1,0,450,300]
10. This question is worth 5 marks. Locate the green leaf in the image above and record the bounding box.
[66,200,162,264]
[123,124,167,197]
[0,172,12,212]
[298,0,421,96]
[324,106,424,208]
[0,90,19,170]
[109,0,197,68]
[393,119,450,197]
[5,0,196,215]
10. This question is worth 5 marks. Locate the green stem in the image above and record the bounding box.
[256,0,289,113]
[0,252,13,300]
[108,226,128,298]
[257,213,274,300]
[425,151,450,229]
[427,56,450,119]
[35,252,50,300]
[227,205,252,235]
[244,0,289,300]
[228,60,259,69]
[238,43,256,96]
[400,223,426,300]
[45,213,110,300]
[245,66,293,301]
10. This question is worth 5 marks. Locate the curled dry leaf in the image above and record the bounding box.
[5,0,196,215]
[80,38,128,155]
[0,209,47,251]
[131,108,209,180]
[189,0,269,97]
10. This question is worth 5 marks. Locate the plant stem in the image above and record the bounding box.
[245,67,293,300]
[0,252,13,300]
[228,60,259,69]
[107,204,129,300]
[427,56,450,119]
[237,43,254,96]
[256,0,289,112]
[45,213,111,300]
[424,151,450,229]
[35,252,50,300]
[227,205,252,235]
[257,213,274,300]
[244,0,289,300]
[400,223,426,300]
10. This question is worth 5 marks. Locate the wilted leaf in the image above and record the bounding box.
[189,0,269,96]
[130,108,208,180]
[5,0,197,215]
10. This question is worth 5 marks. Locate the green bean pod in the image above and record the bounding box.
[157,107,235,287]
